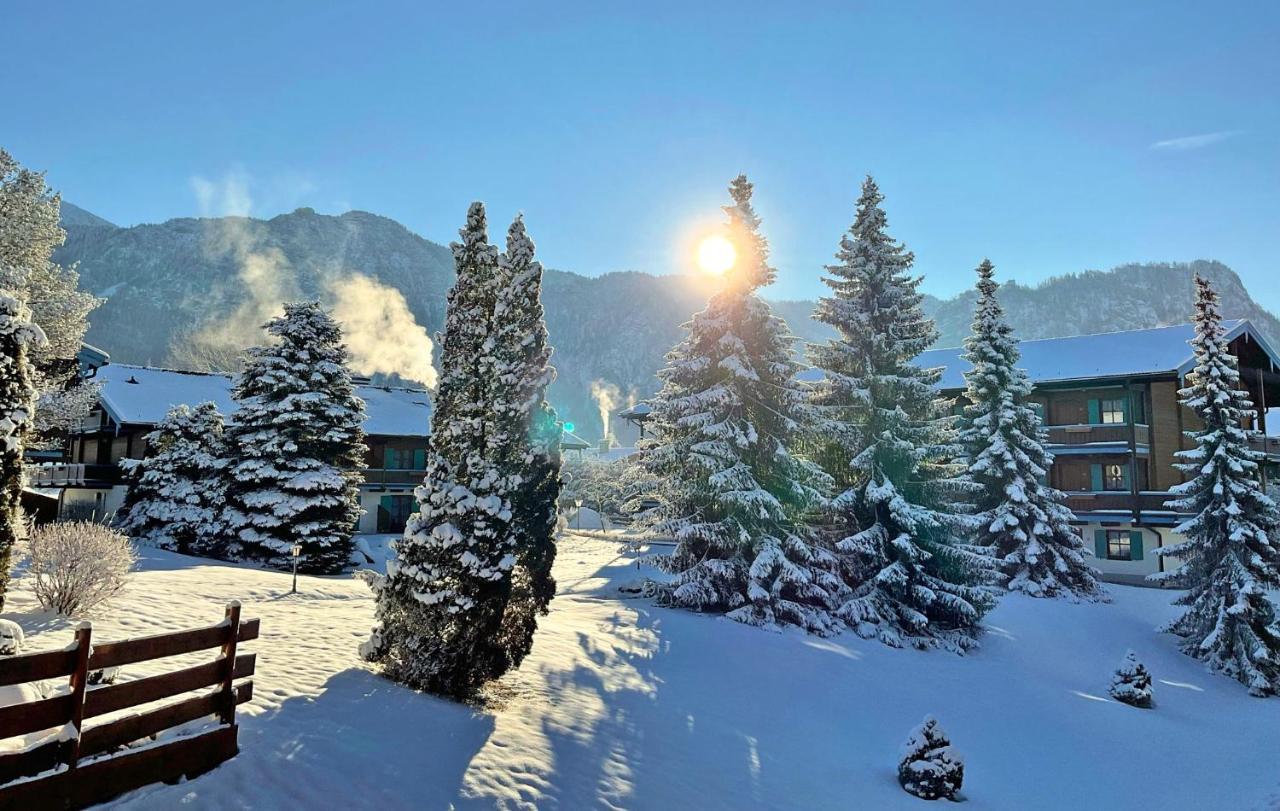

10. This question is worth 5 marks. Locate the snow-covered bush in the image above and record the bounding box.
[898,716,964,801]
[0,618,24,655]
[28,521,135,616]
[1109,649,1154,708]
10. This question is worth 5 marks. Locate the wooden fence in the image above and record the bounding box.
[0,603,258,810]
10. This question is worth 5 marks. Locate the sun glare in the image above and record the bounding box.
[697,235,736,275]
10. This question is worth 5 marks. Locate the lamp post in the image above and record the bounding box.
[290,544,302,594]
[573,498,584,531]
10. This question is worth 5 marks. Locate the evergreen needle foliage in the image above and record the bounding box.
[1151,275,1280,696]
[808,177,996,653]
[642,175,837,634]
[223,302,367,574]
[958,259,1105,601]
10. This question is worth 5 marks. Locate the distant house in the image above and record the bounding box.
[27,363,434,535]
[911,320,1280,584]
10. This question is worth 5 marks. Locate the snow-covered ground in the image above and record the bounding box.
[4,534,1279,810]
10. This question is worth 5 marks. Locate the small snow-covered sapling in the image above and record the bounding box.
[898,715,964,801]
[1109,649,1154,708]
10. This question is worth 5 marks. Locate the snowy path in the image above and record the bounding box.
[4,535,1280,810]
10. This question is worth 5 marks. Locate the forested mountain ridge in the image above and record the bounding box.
[54,206,1277,440]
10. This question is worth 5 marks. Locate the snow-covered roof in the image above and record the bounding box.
[617,402,652,418]
[561,429,593,450]
[92,363,433,437]
[914,320,1276,390]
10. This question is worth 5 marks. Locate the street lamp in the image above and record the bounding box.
[573,499,584,531]
[290,544,302,594]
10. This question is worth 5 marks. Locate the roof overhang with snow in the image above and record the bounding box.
[909,320,1280,392]
[91,363,433,438]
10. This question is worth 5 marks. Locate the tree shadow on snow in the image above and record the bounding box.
[128,667,497,809]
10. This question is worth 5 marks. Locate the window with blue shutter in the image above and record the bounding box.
[1094,530,1107,559]
[1128,530,1144,561]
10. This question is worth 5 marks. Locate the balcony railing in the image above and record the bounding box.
[1045,423,1149,447]
[1249,434,1280,459]
[26,463,425,489]
[360,468,425,487]
[25,463,123,486]
[1063,490,1183,515]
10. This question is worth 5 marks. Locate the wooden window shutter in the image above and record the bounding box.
[1129,530,1144,561]
[1094,530,1107,558]
[1091,464,1104,491]
[1088,399,1101,424]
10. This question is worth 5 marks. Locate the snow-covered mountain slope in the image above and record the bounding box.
[52,206,1278,439]
[4,534,1278,809]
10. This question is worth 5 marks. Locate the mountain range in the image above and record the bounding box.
[53,206,1279,442]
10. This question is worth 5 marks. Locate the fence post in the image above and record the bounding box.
[219,602,241,725]
[67,621,93,770]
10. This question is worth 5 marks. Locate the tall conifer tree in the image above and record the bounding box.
[0,294,44,611]
[222,302,366,574]
[489,215,562,671]
[362,203,517,697]
[808,177,995,653]
[958,260,1105,600]
[1151,275,1280,696]
[643,175,839,634]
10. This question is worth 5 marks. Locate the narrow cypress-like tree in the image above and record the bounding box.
[808,177,995,653]
[362,203,516,697]
[115,402,226,556]
[1150,275,1280,696]
[222,303,366,574]
[958,259,1105,600]
[643,175,838,635]
[489,215,562,671]
[0,294,44,611]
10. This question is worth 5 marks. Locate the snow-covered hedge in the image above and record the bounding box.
[28,521,136,616]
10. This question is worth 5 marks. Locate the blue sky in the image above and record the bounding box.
[5,1,1278,307]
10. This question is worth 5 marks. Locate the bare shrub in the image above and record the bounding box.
[29,521,135,616]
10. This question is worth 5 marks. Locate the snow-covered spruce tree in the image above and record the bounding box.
[0,294,46,611]
[898,715,964,801]
[958,259,1105,600]
[1149,275,1280,696]
[362,203,517,698]
[0,149,101,448]
[1109,649,1154,708]
[488,215,562,672]
[808,177,995,653]
[642,175,838,634]
[115,402,226,555]
[222,303,366,574]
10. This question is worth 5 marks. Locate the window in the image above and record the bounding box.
[1103,464,1127,490]
[1106,530,1131,561]
[377,495,415,533]
[1100,398,1126,424]
[383,447,428,470]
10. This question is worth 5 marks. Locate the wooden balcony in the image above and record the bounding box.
[1046,423,1149,447]
[1063,491,1182,516]
[1249,434,1280,459]
[25,463,123,487]
[361,468,425,487]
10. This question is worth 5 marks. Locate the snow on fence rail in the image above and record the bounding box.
[0,603,258,809]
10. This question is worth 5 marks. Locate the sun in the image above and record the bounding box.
[696,234,736,275]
